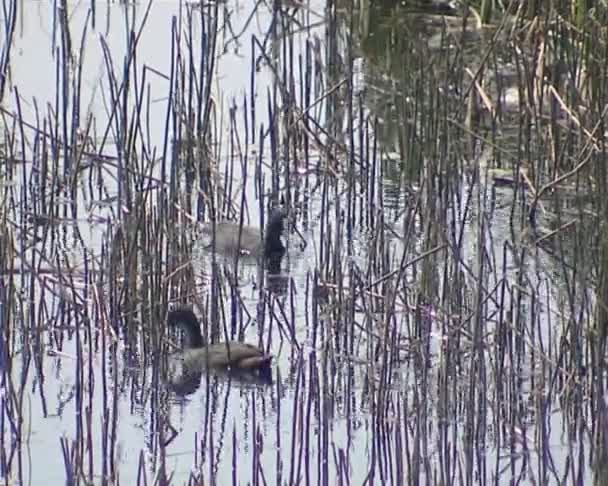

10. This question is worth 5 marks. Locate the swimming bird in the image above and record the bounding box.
[201,208,287,260]
[167,307,273,378]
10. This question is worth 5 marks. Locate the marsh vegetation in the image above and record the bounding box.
[1,0,608,484]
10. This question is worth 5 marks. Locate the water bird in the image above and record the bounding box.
[201,208,287,260]
[167,307,273,379]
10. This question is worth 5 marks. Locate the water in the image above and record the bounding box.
[1,0,600,484]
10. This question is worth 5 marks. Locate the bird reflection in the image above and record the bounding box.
[166,365,273,398]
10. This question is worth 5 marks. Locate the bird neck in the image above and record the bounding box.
[264,230,285,258]
[174,318,204,349]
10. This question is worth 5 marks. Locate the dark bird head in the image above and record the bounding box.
[167,307,204,348]
[264,209,287,260]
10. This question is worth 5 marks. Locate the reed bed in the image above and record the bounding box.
[0,0,607,485]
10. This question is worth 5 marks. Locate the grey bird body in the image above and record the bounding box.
[167,307,273,374]
[201,209,287,259]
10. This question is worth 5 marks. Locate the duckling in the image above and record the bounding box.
[167,307,273,377]
[201,209,287,260]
